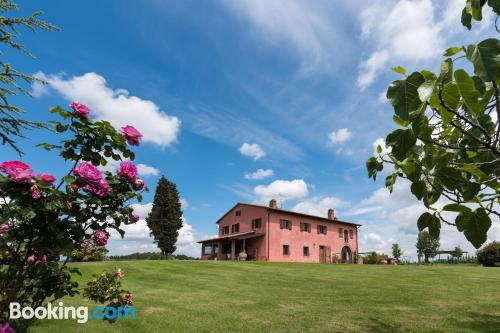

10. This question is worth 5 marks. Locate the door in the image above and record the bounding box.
[319,246,326,263]
[341,246,352,263]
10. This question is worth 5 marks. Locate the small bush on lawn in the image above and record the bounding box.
[477,242,500,267]
[363,252,388,264]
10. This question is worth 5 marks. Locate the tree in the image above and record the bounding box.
[392,243,402,261]
[451,246,464,263]
[416,231,440,263]
[0,103,145,332]
[146,176,183,257]
[0,0,58,155]
[476,241,500,266]
[366,1,500,249]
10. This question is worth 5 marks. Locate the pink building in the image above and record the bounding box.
[198,199,360,263]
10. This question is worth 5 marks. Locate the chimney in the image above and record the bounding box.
[269,199,278,209]
[328,208,335,220]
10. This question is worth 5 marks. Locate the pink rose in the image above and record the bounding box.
[132,178,144,191]
[30,185,41,199]
[125,291,133,305]
[0,224,9,237]
[27,255,36,264]
[73,162,102,184]
[129,213,140,223]
[116,268,125,279]
[92,230,108,246]
[87,179,111,197]
[37,173,56,185]
[35,255,47,266]
[0,322,15,333]
[0,161,34,184]
[70,101,90,118]
[120,125,143,146]
[118,162,138,181]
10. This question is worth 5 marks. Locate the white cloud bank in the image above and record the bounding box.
[292,196,346,218]
[244,168,274,180]
[35,72,181,147]
[328,128,352,144]
[239,143,266,160]
[254,179,308,203]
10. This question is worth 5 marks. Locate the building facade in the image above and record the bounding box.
[198,199,360,263]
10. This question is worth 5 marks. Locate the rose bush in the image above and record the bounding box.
[0,103,145,332]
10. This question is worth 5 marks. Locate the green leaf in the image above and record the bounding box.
[401,158,421,182]
[455,208,491,248]
[442,204,472,213]
[376,145,382,154]
[461,1,473,29]
[385,173,397,193]
[441,81,461,110]
[466,38,500,82]
[461,164,488,180]
[392,66,407,75]
[440,58,453,83]
[393,115,409,127]
[488,0,500,15]
[444,47,463,57]
[454,69,482,116]
[471,0,483,20]
[387,72,425,121]
[385,129,417,161]
[417,212,441,237]
[366,157,383,180]
[411,180,427,200]
[417,79,436,102]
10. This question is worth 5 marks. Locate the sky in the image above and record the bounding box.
[1,0,499,259]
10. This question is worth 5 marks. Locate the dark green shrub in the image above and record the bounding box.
[363,252,388,264]
[477,242,500,267]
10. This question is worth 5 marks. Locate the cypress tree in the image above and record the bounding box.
[146,176,183,257]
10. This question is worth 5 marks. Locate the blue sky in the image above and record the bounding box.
[2,0,499,258]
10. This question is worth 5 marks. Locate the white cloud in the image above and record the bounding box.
[37,72,181,147]
[137,164,160,177]
[292,196,346,218]
[328,128,352,144]
[372,137,391,155]
[244,168,274,180]
[239,143,266,160]
[357,50,389,90]
[180,198,189,210]
[357,0,446,90]
[254,179,308,202]
[220,0,347,73]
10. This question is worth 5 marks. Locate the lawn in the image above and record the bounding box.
[29,261,500,333]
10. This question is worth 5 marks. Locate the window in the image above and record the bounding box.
[280,219,292,230]
[344,229,349,242]
[318,225,327,235]
[203,245,213,255]
[349,229,354,239]
[338,228,343,238]
[221,226,229,235]
[300,222,311,232]
[283,244,290,255]
[303,246,309,256]
[252,218,262,229]
[235,210,241,216]
[231,223,240,233]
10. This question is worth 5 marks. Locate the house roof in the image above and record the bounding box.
[216,202,361,227]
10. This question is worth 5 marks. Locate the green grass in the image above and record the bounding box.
[29,261,500,333]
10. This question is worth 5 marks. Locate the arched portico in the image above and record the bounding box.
[341,246,352,263]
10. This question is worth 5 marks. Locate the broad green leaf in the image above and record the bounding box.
[442,203,472,213]
[454,69,482,116]
[441,81,461,110]
[455,208,491,248]
[444,47,463,57]
[366,157,383,180]
[401,158,421,182]
[417,212,441,237]
[385,173,397,193]
[489,0,500,15]
[376,145,382,154]
[392,66,407,75]
[387,72,425,121]
[461,164,488,180]
[466,38,500,82]
[461,1,472,29]
[418,79,436,102]
[471,0,483,20]
[411,180,427,200]
[385,129,417,161]
[440,58,453,83]
[412,114,432,141]
[393,115,409,127]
